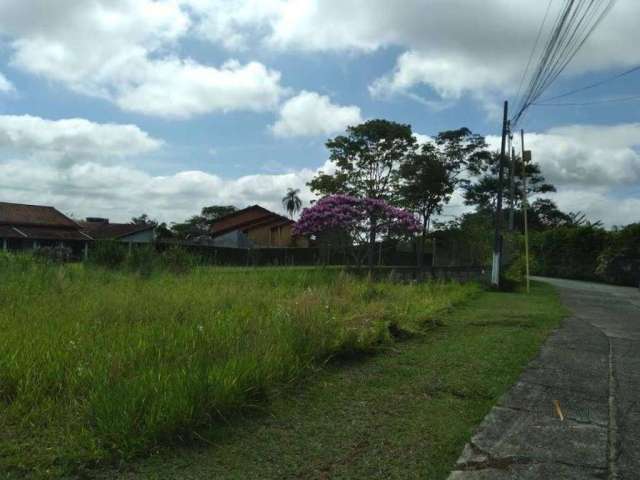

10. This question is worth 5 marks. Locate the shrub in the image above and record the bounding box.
[90,240,128,268]
[33,245,73,263]
[125,244,158,276]
[530,226,608,281]
[160,246,197,274]
[595,223,640,286]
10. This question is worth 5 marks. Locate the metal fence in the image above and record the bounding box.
[156,241,428,267]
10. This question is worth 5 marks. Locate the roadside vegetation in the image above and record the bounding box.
[0,253,477,478]
[93,282,566,480]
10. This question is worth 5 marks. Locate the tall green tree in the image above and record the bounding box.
[129,214,173,240]
[200,205,237,222]
[282,188,303,218]
[308,119,418,268]
[308,119,417,201]
[308,119,417,268]
[463,152,555,215]
[398,143,453,267]
[131,213,157,226]
[398,128,490,267]
[171,205,237,239]
[435,127,492,180]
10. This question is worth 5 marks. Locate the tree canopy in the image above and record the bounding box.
[282,188,303,218]
[308,119,417,201]
[171,205,237,239]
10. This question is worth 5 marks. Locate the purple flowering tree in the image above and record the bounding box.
[294,195,420,267]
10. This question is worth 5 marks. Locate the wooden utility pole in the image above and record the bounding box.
[508,133,516,231]
[491,101,509,288]
[521,129,531,293]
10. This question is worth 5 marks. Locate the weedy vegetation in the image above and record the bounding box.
[0,252,478,477]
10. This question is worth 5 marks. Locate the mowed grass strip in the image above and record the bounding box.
[92,282,566,480]
[0,256,477,478]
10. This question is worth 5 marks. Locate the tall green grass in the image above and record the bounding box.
[0,253,478,475]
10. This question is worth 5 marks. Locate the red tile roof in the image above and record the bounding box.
[209,205,293,237]
[0,201,79,228]
[0,202,92,241]
[79,221,154,240]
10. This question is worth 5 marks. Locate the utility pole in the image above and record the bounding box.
[491,101,508,288]
[521,129,531,293]
[508,134,516,231]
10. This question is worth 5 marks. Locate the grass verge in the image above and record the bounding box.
[0,256,477,478]
[91,281,566,480]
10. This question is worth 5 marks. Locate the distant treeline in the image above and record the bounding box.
[530,223,640,286]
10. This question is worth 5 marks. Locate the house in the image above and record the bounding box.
[209,205,308,248]
[0,201,92,256]
[79,218,156,244]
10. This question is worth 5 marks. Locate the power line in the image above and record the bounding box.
[533,94,640,106]
[514,0,554,110]
[511,0,617,128]
[537,64,640,102]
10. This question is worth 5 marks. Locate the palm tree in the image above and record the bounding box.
[282,188,303,218]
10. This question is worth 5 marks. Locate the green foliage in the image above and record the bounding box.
[434,127,491,177]
[0,260,478,476]
[92,282,565,480]
[503,234,528,287]
[89,240,128,268]
[88,241,197,276]
[282,188,303,218]
[308,119,416,201]
[595,223,640,285]
[528,223,640,286]
[398,142,453,233]
[434,211,495,266]
[125,244,158,276]
[463,151,555,213]
[171,205,237,239]
[531,225,609,281]
[131,213,157,226]
[32,245,73,264]
[160,246,198,274]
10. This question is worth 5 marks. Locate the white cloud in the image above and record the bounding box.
[116,59,285,118]
[369,50,515,102]
[0,115,162,165]
[4,1,639,114]
[0,0,286,118]
[189,0,640,109]
[186,0,285,50]
[270,91,362,137]
[548,189,640,228]
[487,123,640,188]
[0,114,317,222]
[0,159,317,224]
[483,123,640,226]
[0,72,14,93]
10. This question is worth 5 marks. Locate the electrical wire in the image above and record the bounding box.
[533,94,640,106]
[514,0,554,111]
[537,64,640,102]
[511,0,617,128]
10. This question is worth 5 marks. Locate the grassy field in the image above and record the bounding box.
[93,281,565,480]
[0,255,478,478]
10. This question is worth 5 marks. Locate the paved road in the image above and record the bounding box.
[448,277,640,479]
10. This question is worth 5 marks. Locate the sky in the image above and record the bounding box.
[0,0,638,227]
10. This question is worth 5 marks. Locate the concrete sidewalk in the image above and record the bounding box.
[448,278,640,479]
